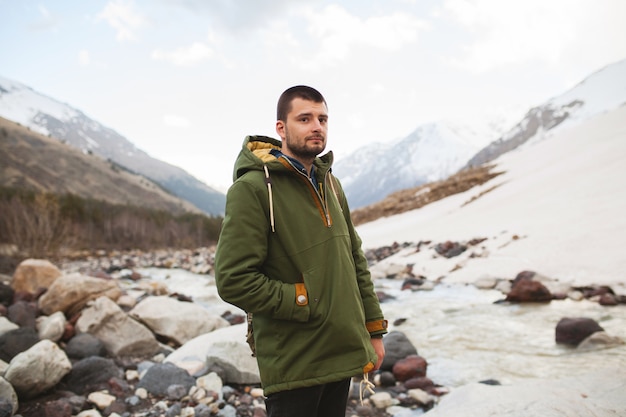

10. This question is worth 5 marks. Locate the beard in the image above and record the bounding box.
[283,127,326,161]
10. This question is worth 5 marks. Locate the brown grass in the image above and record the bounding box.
[351,164,504,226]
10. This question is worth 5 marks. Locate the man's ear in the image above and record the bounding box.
[276,120,286,140]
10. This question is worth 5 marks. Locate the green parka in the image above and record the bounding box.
[215,135,387,395]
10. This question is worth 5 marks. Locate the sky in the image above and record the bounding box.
[1,0,625,191]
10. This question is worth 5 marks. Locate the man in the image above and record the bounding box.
[215,85,387,417]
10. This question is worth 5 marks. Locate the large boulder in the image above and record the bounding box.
[136,362,196,397]
[0,327,39,363]
[392,354,427,382]
[4,339,72,399]
[62,356,123,395]
[75,296,160,357]
[129,296,229,346]
[380,331,418,372]
[11,259,62,294]
[38,273,122,317]
[165,323,260,384]
[506,279,552,302]
[555,317,604,346]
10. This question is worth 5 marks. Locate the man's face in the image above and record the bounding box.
[276,97,328,162]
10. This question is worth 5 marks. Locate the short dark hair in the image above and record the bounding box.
[277,85,327,121]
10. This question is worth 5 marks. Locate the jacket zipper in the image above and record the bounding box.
[281,158,332,227]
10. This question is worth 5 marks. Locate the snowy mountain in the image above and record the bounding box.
[335,58,626,209]
[466,58,626,167]
[0,77,226,216]
[333,118,513,209]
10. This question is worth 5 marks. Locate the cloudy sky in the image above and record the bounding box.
[1,0,625,191]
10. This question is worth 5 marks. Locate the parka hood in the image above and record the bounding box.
[233,135,334,182]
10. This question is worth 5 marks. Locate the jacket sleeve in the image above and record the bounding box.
[215,179,310,322]
[333,176,388,337]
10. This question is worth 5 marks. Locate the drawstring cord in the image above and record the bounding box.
[328,173,343,213]
[263,165,275,232]
[359,372,376,405]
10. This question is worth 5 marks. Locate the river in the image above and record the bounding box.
[137,267,626,390]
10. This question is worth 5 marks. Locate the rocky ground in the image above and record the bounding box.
[0,245,624,417]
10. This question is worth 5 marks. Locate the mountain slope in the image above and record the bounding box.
[466,58,626,167]
[333,120,508,209]
[0,77,226,215]
[357,105,626,287]
[0,116,201,214]
[335,58,626,210]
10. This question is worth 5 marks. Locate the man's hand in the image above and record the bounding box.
[370,337,385,371]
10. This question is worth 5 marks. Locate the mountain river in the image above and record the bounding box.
[137,267,626,390]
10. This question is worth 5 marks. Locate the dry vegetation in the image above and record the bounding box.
[0,116,200,214]
[351,164,504,226]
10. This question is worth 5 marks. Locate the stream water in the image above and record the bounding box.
[137,267,626,390]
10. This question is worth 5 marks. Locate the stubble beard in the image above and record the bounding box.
[283,128,326,162]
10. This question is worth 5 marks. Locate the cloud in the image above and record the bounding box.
[296,5,428,67]
[152,42,214,66]
[441,0,624,73]
[98,0,145,42]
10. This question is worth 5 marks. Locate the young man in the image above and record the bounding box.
[215,85,387,417]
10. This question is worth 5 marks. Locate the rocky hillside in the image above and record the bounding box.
[0,116,201,214]
[351,164,504,226]
[0,76,226,216]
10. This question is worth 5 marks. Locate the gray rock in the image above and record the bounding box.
[64,333,107,359]
[4,340,72,399]
[129,295,229,346]
[380,331,418,371]
[165,323,260,385]
[137,363,195,397]
[0,327,39,363]
[62,356,123,395]
[75,296,160,357]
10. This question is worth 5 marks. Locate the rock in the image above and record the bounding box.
[380,331,418,372]
[38,273,122,317]
[87,391,116,410]
[506,279,552,302]
[64,333,107,359]
[407,388,433,406]
[136,362,196,397]
[434,241,467,258]
[555,317,604,346]
[37,311,67,342]
[0,327,39,363]
[62,356,123,395]
[473,277,497,289]
[598,293,618,306]
[76,410,103,417]
[165,323,260,384]
[404,376,434,391]
[369,391,395,409]
[0,377,18,416]
[75,296,160,357]
[43,398,74,417]
[392,355,427,382]
[7,300,38,328]
[196,372,223,395]
[4,339,72,399]
[129,296,229,346]
[12,258,62,294]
